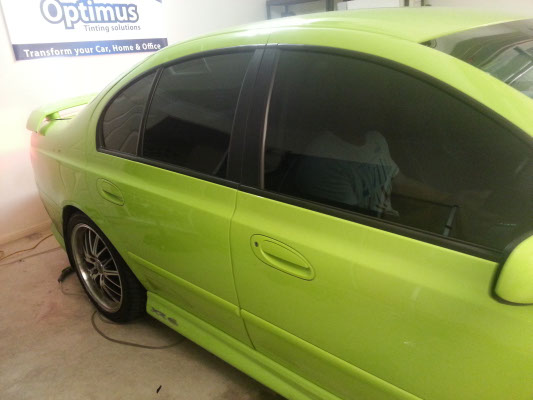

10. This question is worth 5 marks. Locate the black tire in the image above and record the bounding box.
[65,212,146,322]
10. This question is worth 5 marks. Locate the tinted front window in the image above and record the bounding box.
[264,50,532,251]
[101,72,156,154]
[425,19,533,99]
[142,52,253,177]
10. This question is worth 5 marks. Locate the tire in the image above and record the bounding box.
[65,212,146,322]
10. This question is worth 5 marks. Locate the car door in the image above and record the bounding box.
[85,48,262,345]
[230,48,533,400]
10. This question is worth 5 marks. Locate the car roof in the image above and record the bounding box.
[201,7,531,44]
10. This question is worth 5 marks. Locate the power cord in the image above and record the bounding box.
[58,267,183,349]
[90,311,183,350]
[0,234,54,262]
[58,267,85,296]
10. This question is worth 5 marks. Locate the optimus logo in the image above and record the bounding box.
[40,0,139,29]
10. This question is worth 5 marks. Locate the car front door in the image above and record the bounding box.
[230,48,533,400]
[85,48,262,345]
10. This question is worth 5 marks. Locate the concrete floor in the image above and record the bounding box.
[0,229,283,400]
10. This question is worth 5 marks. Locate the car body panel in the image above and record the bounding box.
[30,106,92,235]
[241,310,422,400]
[195,8,531,44]
[28,8,533,400]
[84,150,253,343]
[77,36,270,346]
[230,191,533,400]
[147,292,343,400]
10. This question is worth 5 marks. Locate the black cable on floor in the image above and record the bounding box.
[90,311,184,350]
[58,266,85,296]
[58,267,183,349]
[0,234,55,264]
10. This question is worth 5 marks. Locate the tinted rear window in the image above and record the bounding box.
[142,52,253,177]
[425,19,533,99]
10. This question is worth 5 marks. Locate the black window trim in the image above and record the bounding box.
[96,45,266,189]
[239,44,533,263]
[137,67,163,157]
[240,45,279,186]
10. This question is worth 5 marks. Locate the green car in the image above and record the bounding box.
[28,7,533,400]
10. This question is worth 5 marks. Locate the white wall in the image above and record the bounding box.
[0,0,266,244]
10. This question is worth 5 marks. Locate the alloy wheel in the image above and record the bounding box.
[71,224,123,312]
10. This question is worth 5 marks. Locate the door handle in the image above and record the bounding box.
[96,179,124,206]
[251,235,315,280]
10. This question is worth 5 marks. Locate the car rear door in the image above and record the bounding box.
[85,47,263,345]
[230,46,533,400]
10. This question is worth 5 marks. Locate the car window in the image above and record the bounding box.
[142,52,253,177]
[101,72,156,154]
[264,50,532,251]
[424,19,533,100]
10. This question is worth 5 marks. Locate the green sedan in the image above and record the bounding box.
[28,7,533,400]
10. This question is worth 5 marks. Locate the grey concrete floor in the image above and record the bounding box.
[0,229,283,400]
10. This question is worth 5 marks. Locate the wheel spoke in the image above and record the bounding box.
[88,231,94,254]
[87,230,91,253]
[84,231,91,258]
[104,275,121,289]
[101,284,117,301]
[105,281,121,297]
[103,269,119,277]
[102,281,121,301]
[92,231,96,254]
[83,246,90,260]
[95,246,108,258]
[92,234,100,257]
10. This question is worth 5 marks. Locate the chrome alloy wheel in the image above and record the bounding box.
[71,224,123,313]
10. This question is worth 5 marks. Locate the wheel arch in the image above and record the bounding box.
[61,203,105,240]
[62,205,84,238]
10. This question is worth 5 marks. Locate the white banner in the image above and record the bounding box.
[0,0,168,60]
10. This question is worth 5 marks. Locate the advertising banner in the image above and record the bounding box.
[0,0,168,60]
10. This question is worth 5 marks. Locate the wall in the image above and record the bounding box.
[0,0,266,244]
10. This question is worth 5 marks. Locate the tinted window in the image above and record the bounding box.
[142,52,253,177]
[425,19,533,99]
[264,50,532,251]
[102,72,156,154]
